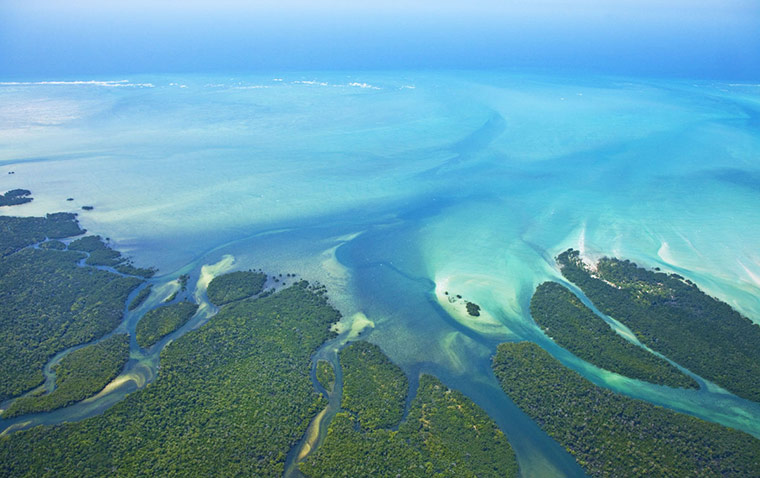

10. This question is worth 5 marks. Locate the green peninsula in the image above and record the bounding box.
[69,235,156,277]
[557,249,760,402]
[0,213,84,257]
[316,359,335,393]
[301,342,518,478]
[0,280,340,477]
[531,281,697,388]
[128,284,153,310]
[206,270,267,306]
[0,189,33,207]
[493,341,760,477]
[339,341,408,429]
[2,334,130,418]
[136,301,199,349]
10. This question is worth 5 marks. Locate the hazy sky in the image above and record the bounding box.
[1,0,758,78]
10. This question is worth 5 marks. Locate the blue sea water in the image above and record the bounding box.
[2,71,760,475]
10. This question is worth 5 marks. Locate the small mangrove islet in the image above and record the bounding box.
[0,189,33,207]
[444,290,482,317]
[178,273,190,291]
[465,300,481,316]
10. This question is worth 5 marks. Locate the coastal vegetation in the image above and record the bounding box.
[465,301,481,317]
[128,284,153,310]
[68,235,109,253]
[164,274,191,303]
[0,214,141,402]
[0,189,33,207]
[531,281,697,388]
[38,239,66,250]
[0,280,341,477]
[301,412,420,477]
[2,335,130,418]
[339,341,408,429]
[443,292,481,317]
[69,235,123,267]
[135,301,199,349]
[0,213,84,256]
[114,262,156,278]
[206,270,267,306]
[301,347,518,477]
[557,249,760,402]
[316,359,335,393]
[68,235,156,277]
[492,341,760,477]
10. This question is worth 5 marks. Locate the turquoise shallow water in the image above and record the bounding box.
[2,72,760,476]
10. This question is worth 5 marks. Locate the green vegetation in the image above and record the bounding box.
[68,235,108,253]
[465,301,481,317]
[68,235,156,278]
[0,229,141,402]
[2,335,130,418]
[162,274,191,304]
[493,341,760,477]
[340,341,408,429]
[128,284,153,310]
[0,213,83,257]
[316,359,336,393]
[87,246,123,267]
[531,281,697,388]
[557,249,760,402]
[206,270,267,306]
[115,263,156,278]
[301,412,419,477]
[159,274,190,303]
[0,281,340,477]
[136,301,199,349]
[301,373,518,478]
[38,240,66,250]
[0,189,33,207]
